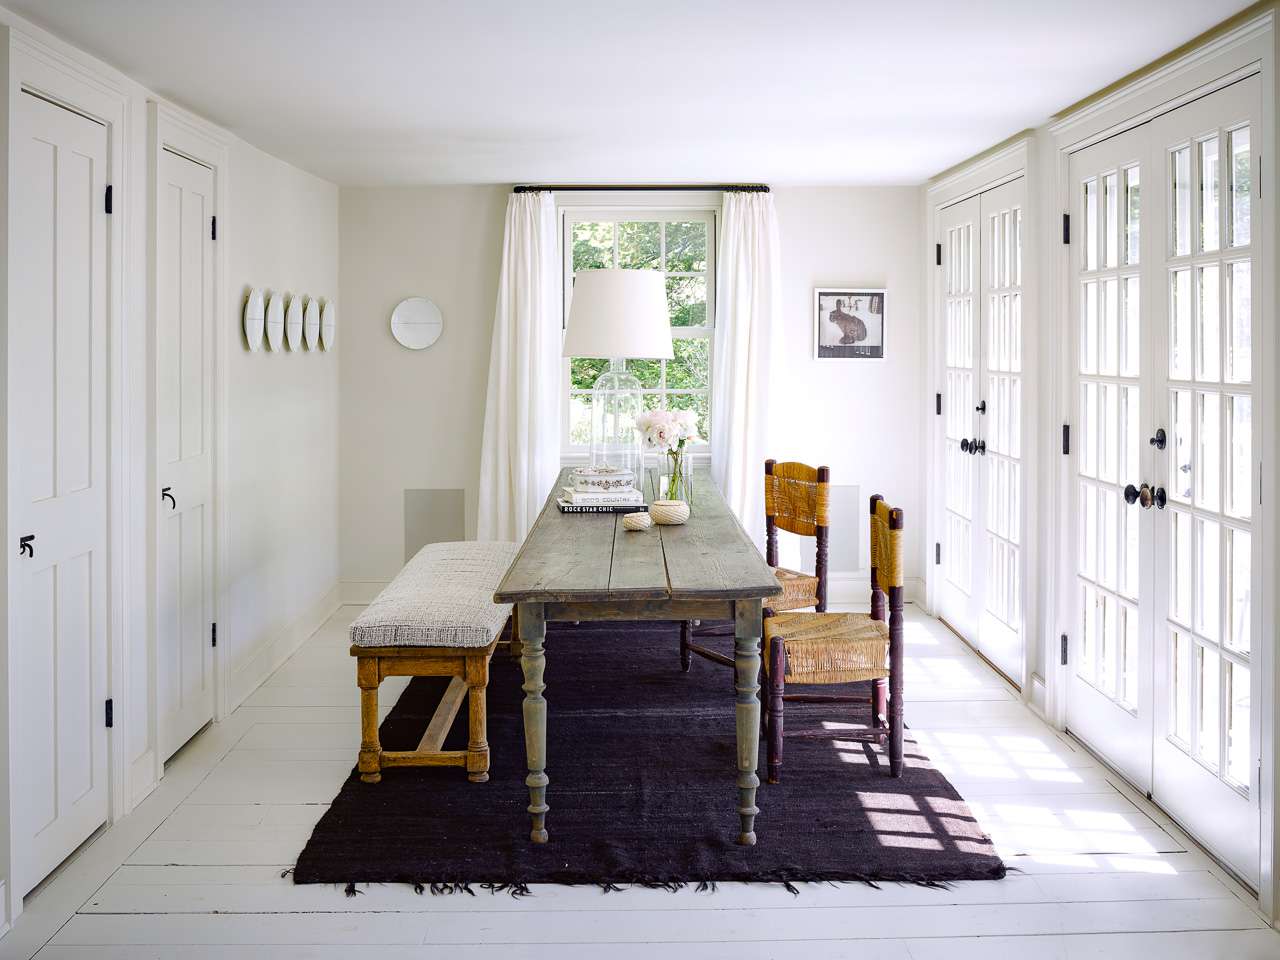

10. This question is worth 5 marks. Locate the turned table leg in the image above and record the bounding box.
[519,602,549,843]
[734,598,763,845]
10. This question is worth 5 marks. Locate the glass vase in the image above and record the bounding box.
[660,446,692,504]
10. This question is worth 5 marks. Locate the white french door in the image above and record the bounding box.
[10,90,111,896]
[937,178,1026,685]
[1066,76,1262,887]
[1067,123,1152,793]
[156,147,217,761]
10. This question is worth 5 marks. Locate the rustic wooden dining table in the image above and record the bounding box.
[494,466,782,846]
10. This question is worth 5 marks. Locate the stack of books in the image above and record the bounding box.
[557,485,646,514]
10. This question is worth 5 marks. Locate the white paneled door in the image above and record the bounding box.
[157,148,216,761]
[10,91,110,896]
[1067,77,1261,887]
[937,178,1026,686]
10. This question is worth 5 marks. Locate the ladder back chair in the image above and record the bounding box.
[763,494,905,783]
[680,460,828,670]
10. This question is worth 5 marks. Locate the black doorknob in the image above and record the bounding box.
[975,400,987,415]
[1125,482,1160,508]
[18,535,34,559]
[973,439,986,456]
[162,486,176,510]
[960,438,970,454]
[1149,428,1167,450]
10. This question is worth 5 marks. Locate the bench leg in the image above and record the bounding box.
[465,654,490,783]
[356,657,382,784]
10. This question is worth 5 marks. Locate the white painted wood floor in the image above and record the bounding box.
[3,605,1278,959]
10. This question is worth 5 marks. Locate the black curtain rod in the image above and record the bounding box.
[512,183,769,194]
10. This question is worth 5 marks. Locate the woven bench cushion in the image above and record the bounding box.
[350,541,519,648]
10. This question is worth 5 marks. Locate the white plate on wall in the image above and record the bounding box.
[320,301,336,351]
[390,296,443,350]
[265,291,285,352]
[285,295,304,351]
[244,288,265,352]
[303,297,320,350]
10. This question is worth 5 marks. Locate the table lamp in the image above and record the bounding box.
[563,269,673,487]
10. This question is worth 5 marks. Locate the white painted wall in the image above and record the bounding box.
[222,142,341,710]
[338,186,507,594]
[336,185,926,598]
[769,187,926,591]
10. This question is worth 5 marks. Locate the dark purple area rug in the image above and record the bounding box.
[292,620,1005,891]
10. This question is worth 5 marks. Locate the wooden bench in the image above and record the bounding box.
[349,541,519,784]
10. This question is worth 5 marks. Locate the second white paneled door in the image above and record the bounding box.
[937,178,1026,686]
[157,147,216,761]
[1066,76,1261,888]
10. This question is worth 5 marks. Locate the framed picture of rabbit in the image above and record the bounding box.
[813,288,887,360]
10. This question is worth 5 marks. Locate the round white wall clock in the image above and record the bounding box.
[303,296,320,350]
[285,294,304,351]
[243,288,265,352]
[265,291,285,352]
[390,297,443,350]
[320,301,336,351]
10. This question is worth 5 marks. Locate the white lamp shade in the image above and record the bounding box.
[563,269,673,359]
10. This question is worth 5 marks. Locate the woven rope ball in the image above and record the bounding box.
[622,511,653,531]
[650,500,690,525]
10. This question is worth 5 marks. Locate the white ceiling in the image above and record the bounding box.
[9,0,1254,186]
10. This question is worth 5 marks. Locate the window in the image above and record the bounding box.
[562,209,716,455]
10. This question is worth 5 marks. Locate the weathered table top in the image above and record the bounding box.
[494,467,781,605]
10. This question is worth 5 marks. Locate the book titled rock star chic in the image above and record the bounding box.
[556,500,649,514]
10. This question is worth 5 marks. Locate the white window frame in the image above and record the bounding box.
[557,197,718,461]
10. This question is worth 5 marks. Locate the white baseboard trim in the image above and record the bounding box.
[826,572,925,605]
[129,750,159,809]
[341,579,389,605]
[1029,672,1048,717]
[229,581,343,712]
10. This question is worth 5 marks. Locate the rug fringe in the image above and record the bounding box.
[313,872,986,898]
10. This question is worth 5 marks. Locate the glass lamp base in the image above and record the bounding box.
[590,358,644,488]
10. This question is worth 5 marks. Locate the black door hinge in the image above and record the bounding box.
[1060,634,1069,666]
[935,392,942,416]
[935,242,942,266]
[1062,213,1070,244]
[211,215,217,241]
[935,542,941,565]
[211,622,217,648]
[104,184,113,215]
[1062,424,1071,456]
[105,698,114,728]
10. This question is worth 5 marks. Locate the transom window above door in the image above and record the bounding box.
[561,210,716,454]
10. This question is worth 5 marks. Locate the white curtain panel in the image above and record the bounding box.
[477,191,562,541]
[711,190,781,547]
